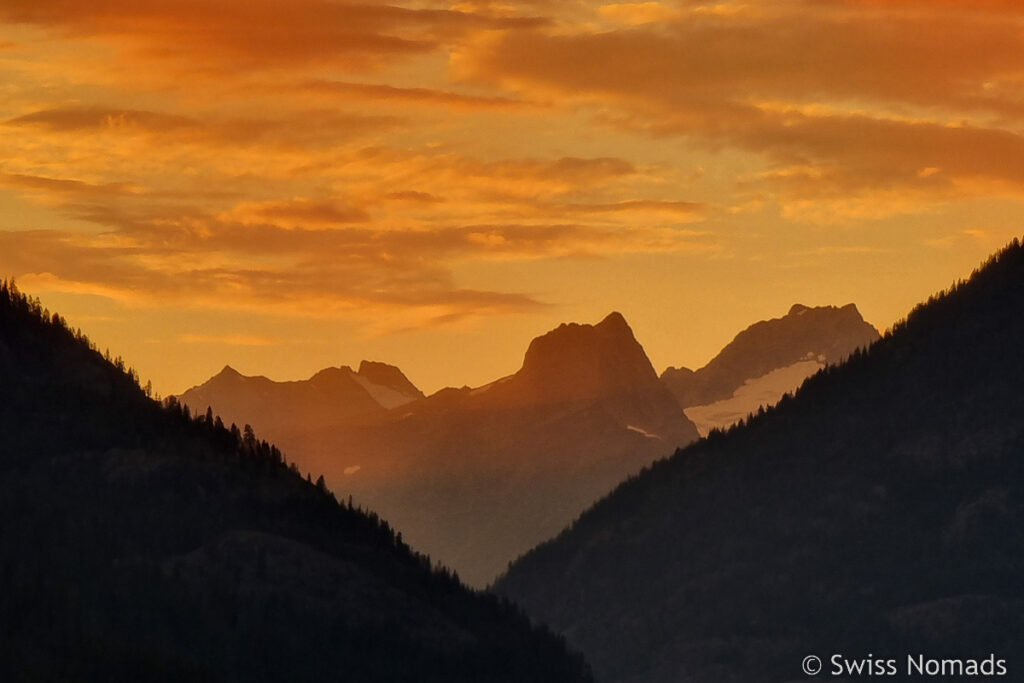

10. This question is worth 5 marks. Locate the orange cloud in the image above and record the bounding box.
[0,0,546,72]
[0,206,714,327]
[0,173,138,198]
[454,1,1024,213]
[6,105,400,150]
[598,3,679,25]
[556,199,707,219]
[291,79,531,111]
[8,107,195,132]
[385,191,445,204]
[221,199,371,229]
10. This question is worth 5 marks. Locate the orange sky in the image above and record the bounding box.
[1,0,1022,395]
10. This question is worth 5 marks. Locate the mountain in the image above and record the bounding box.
[474,312,694,441]
[494,240,1024,683]
[661,303,880,434]
[185,312,699,587]
[0,280,592,683]
[180,360,424,436]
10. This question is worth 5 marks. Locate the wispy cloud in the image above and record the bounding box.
[454,0,1024,215]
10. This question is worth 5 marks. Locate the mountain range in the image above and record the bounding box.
[181,306,881,586]
[494,240,1024,682]
[182,361,423,437]
[184,312,699,586]
[0,280,592,683]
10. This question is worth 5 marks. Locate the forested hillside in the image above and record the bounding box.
[0,280,592,683]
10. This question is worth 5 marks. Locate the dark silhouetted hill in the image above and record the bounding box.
[0,280,592,683]
[495,240,1024,683]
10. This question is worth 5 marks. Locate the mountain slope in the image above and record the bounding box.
[238,312,699,586]
[0,280,592,683]
[495,240,1024,683]
[661,303,879,411]
[681,358,824,436]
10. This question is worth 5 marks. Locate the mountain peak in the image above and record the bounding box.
[308,366,353,384]
[357,360,424,399]
[787,303,811,315]
[662,302,881,409]
[514,312,659,403]
[597,310,629,329]
[785,302,867,322]
[218,364,241,378]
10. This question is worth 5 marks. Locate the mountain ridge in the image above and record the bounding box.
[180,359,423,437]
[661,302,880,411]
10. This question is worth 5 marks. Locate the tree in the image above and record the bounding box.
[242,424,257,451]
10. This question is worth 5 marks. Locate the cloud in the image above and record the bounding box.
[0,173,138,198]
[598,3,680,25]
[7,106,195,132]
[220,199,372,228]
[0,210,712,321]
[453,1,1024,213]
[292,79,531,111]
[404,154,640,201]
[0,227,549,321]
[6,105,400,150]
[556,199,707,219]
[385,190,445,203]
[0,0,546,72]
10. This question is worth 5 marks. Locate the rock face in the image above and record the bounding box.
[475,312,698,447]
[0,280,594,683]
[661,303,880,433]
[356,360,425,405]
[516,312,662,402]
[181,312,699,587]
[494,240,1024,683]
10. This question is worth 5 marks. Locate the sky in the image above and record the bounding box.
[2,0,1023,396]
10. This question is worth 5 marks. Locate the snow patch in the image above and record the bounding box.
[685,359,824,436]
[351,373,418,409]
[627,425,662,440]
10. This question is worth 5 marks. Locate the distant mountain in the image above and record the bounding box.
[473,312,695,442]
[185,312,699,587]
[495,241,1024,683]
[181,360,424,435]
[0,281,592,683]
[662,303,879,434]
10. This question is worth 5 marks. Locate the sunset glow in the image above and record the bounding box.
[2,0,1022,394]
